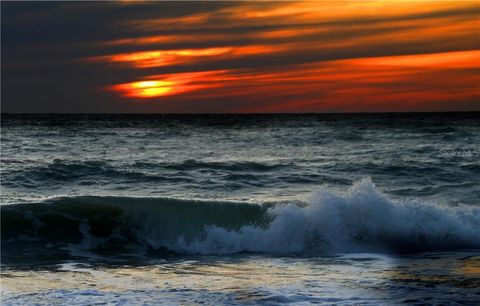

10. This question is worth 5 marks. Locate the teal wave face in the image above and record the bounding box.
[1,196,270,264]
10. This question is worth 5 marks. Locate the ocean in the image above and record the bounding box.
[1,113,479,305]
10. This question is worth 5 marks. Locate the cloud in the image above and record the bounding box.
[2,0,479,113]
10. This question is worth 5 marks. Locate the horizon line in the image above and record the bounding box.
[1,111,480,115]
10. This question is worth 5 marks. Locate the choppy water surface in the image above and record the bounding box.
[1,113,480,305]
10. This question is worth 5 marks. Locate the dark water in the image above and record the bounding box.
[1,113,480,305]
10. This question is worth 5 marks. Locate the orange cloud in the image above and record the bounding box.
[97,1,479,112]
[354,50,480,68]
[94,47,232,68]
[92,45,283,68]
[240,50,480,112]
[108,49,479,114]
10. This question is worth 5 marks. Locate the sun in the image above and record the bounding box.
[113,80,174,98]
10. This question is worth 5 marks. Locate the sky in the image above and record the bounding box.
[2,0,479,113]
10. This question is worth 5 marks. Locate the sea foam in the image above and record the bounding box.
[170,178,480,254]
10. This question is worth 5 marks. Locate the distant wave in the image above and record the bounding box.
[135,159,291,172]
[1,159,124,183]
[2,159,292,187]
[2,179,479,263]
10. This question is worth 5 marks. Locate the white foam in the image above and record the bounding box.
[169,178,480,254]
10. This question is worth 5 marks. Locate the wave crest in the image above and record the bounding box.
[178,179,480,254]
[2,179,479,262]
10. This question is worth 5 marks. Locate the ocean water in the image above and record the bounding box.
[1,113,480,305]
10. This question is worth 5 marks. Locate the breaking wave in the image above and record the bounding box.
[2,179,479,263]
